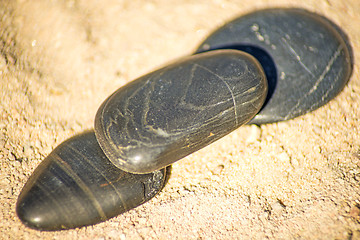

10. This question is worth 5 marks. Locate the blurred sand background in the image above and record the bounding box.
[1,0,360,239]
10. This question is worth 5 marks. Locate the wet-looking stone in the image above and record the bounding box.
[95,50,267,173]
[197,8,352,124]
[16,131,169,231]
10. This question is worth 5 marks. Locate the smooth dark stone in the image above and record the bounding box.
[16,131,169,231]
[95,50,267,173]
[196,8,352,124]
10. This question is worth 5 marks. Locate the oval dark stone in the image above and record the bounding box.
[16,131,169,231]
[196,8,352,124]
[95,50,267,173]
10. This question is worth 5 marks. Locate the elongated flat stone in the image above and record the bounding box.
[16,131,169,231]
[196,8,352,124]
[95,50,267,173]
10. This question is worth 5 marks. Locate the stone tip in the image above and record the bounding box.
[16,188,60,231]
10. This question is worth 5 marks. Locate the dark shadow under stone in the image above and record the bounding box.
[196,8,352,124]
[201,45,277,113]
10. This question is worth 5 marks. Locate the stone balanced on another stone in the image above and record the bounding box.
[16,8,352,231]
[17,50,267,230]
[95,50,267,174]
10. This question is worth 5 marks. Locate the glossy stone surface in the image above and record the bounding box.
[196,8,352,124]
[95,50,267,173]
[16,131,168,231]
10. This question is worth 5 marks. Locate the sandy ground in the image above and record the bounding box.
[1,0,360,239]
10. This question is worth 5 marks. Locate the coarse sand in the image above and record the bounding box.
[1,0,360,239]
